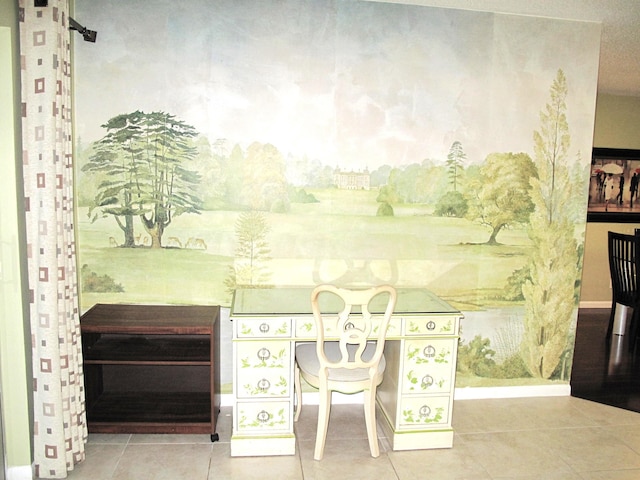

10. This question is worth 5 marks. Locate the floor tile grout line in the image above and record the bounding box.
[107,435,130,480]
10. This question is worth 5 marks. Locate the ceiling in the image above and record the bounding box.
[384,0,640,97]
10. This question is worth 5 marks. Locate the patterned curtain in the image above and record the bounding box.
[18,0,87,478]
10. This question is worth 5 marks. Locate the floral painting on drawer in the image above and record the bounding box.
[73,0,600,389]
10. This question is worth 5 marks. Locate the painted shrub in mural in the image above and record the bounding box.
[74,0,600,389]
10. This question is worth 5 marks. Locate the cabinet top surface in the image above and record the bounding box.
[231,287,459,316]
[81,304,219,333]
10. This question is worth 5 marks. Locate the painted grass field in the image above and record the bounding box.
[77,188,532,312]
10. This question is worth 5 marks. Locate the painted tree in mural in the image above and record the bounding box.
[83,111,203,248]
[521,69,580,379]
[225,210,272,292]
[386,163,439,204]
[138,112,202,247]
[83,111,147,247]
[465,152,537,245]
[446,140,465,192]
[433,143,468,217]
[193,136,227,209]
[240,142,289,212]
[225,144,245,207]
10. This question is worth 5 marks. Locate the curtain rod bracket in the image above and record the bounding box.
[69,17,97,43]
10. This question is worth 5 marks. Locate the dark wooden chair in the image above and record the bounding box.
[607,231,640,347]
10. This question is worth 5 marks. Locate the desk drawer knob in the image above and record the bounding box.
[257,378,271,392]
[421,375,434,388]
[257,410,271,423]
[423,345,436,358]
[426,321,436,331]
[419,405,431,418]
[259,323,270,333]
[257,348,271,361]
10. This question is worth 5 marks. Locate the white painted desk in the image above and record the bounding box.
[230,287,462,456]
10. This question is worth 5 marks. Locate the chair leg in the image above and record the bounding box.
[629,307,639,353]
[606,301,616,339]
[294,363,302,422]
[363,387,379,458]
[314,388,331,461]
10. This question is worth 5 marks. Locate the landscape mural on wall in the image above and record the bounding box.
[73,0,601,389]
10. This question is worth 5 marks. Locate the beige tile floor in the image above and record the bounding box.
[63,397,640,480]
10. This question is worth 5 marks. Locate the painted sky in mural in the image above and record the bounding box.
[73,0,600,172]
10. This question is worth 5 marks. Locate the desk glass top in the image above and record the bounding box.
[231,287,459,316]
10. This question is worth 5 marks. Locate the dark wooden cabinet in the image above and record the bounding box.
[80,304,220,441]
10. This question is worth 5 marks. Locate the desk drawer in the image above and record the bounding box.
[403,315,458,336]
[294,316,402,339]
[236,368,290,399]
[235,401,291,433]
[235,317,292,338]
[399,395,450,428]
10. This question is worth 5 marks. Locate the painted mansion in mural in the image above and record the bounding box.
[333,167,371,190]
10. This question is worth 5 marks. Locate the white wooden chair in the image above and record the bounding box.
[294,284,397,460]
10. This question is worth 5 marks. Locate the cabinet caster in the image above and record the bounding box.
[211,433,219,442]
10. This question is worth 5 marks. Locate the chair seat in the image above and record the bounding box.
[296,342,386,383]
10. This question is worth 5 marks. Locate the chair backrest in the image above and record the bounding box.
[310,285,397,373]
[608,231,640,304]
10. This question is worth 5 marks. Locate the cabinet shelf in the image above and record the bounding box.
[87,392,211,426]
[83,335,211,364]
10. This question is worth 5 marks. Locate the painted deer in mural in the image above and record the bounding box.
[186,237,207,250]
[166,237,183,248]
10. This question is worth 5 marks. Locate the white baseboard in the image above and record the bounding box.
[7,465,32,480]
[220,385,571,408]
[579,301,610,309]
[454,384,570,400]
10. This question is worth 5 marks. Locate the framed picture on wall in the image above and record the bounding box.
[587,148,640,222]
